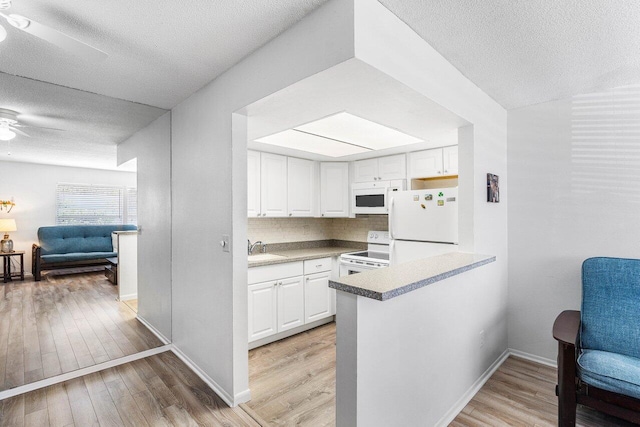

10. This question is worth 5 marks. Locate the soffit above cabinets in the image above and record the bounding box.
[255,112,424,158]
[244,59,469,162]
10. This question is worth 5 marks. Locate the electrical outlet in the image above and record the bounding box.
[479,330,485,348]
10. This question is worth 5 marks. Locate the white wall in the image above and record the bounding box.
[334,0,508,424]
[118,112,172,341]
[170,0,356,404]
[507,85,640,361]
[0,161,135,275]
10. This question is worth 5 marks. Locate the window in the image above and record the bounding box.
[56,183,137,225]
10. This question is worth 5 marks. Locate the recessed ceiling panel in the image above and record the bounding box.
[295,112,423,150]
[255,129,370,157]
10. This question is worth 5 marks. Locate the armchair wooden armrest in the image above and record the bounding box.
[553,310,581,426]
[553,310,581,346]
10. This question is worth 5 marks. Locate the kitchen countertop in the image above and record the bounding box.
[248,246,362,268]
[329,252,496,301]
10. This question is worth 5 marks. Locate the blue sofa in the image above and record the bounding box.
[554,257,640,425]
[32,224,137,281]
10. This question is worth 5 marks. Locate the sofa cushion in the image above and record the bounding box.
[578,349,640,399]
[41,252,117,264]
[38,225,136,255]
[581,257,640,359]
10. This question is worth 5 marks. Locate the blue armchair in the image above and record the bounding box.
[553,257,640,426]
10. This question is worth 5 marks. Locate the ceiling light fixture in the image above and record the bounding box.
[0,127,16,141]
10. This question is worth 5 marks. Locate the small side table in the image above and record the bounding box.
[105,257,118,285]
[1,251,24,283]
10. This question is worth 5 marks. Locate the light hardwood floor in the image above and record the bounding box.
[244,322,633,427]
[0,271,162,392]
[0,351,259,426]
[243,322,336,426]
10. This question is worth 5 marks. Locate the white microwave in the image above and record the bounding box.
[352,180,405,214]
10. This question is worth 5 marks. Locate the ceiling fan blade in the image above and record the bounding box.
[14,124,66,132]
[9,126,30,137]
[8,14,107,62]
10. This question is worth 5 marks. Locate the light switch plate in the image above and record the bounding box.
[221,234,230,253]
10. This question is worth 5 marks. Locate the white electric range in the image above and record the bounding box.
[339,230,390,276]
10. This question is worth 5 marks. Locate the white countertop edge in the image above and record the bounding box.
[329,253,496,301]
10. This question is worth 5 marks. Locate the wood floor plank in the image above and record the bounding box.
[24,408,48,427]
[64,377,99,427]
[2,395,25,427]
[45,383,74,427]
[83,372,125,427]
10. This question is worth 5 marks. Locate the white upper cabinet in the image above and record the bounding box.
[408,146,458,178]
[260,153,288,217]
[320,162,349,217]
[247,151,261,217]
[353,158,379,182]
[442,146,459,176]
[353,154,406,182]
[287,157,316,217]
[377,154,406,180]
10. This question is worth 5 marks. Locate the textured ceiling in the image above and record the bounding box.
[0,0,328,109]
[0,0,638,169]
[380,0,640,109]
[0,72,165,170]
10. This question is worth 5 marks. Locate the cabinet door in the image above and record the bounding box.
[247,151,261,217]
[304,271,332,323]
[260,153,288,217]
[320,162,349,217]
[277,276,305,332]
[442,146,459,176]
[408,148,443,178]
[248,281,277,342]
[378,154,406,181]
[353,158,379,183]
[287,157,315,217]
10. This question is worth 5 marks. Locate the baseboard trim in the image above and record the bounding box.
[508,348,557,368]
[170,346,247,407]
[120,293,138,301]
[137,315,171,345]
[0,345,172,401]
[436,349,510,427]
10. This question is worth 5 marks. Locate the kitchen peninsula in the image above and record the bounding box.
[330,252,498,427]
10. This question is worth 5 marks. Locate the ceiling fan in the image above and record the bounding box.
[0,0,107,61]
[0,108,65,141]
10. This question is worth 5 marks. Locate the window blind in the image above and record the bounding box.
[56,183,137,225]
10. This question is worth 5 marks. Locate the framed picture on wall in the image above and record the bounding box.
[487,173,499,203]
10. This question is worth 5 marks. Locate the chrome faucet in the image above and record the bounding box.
[248,240,263,255]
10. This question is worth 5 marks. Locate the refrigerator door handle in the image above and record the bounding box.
[390,239,395,264]
[389,197,395,239]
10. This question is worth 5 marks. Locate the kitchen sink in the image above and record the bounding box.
[248,253,286,262]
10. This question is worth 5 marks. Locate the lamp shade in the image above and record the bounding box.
[0,219,16,232]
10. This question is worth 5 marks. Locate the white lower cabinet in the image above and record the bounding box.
[277,276,305,332]
[304,271,332,323]
[249,258,337,345]
[248,280,278,342]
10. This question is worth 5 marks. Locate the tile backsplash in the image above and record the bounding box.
[248,216,388,244]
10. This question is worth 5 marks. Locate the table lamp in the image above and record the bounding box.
[0,219,16,253]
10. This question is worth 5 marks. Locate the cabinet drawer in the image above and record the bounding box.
[249,261,303,284]
[304,257,332,274]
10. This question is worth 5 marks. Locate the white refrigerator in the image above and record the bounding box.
[389,188,459,265]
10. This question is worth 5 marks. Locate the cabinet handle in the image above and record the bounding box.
[321,214,325,217]
[306,277,310,281]
[316,264,322,268]
[437,171,442,174]
[378,176,382,180]
[444,170,448,174]
[289,213,292,216]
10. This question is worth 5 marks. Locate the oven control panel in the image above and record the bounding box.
[367,230,390,245]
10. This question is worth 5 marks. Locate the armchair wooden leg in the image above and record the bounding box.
[557,341,577,426]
